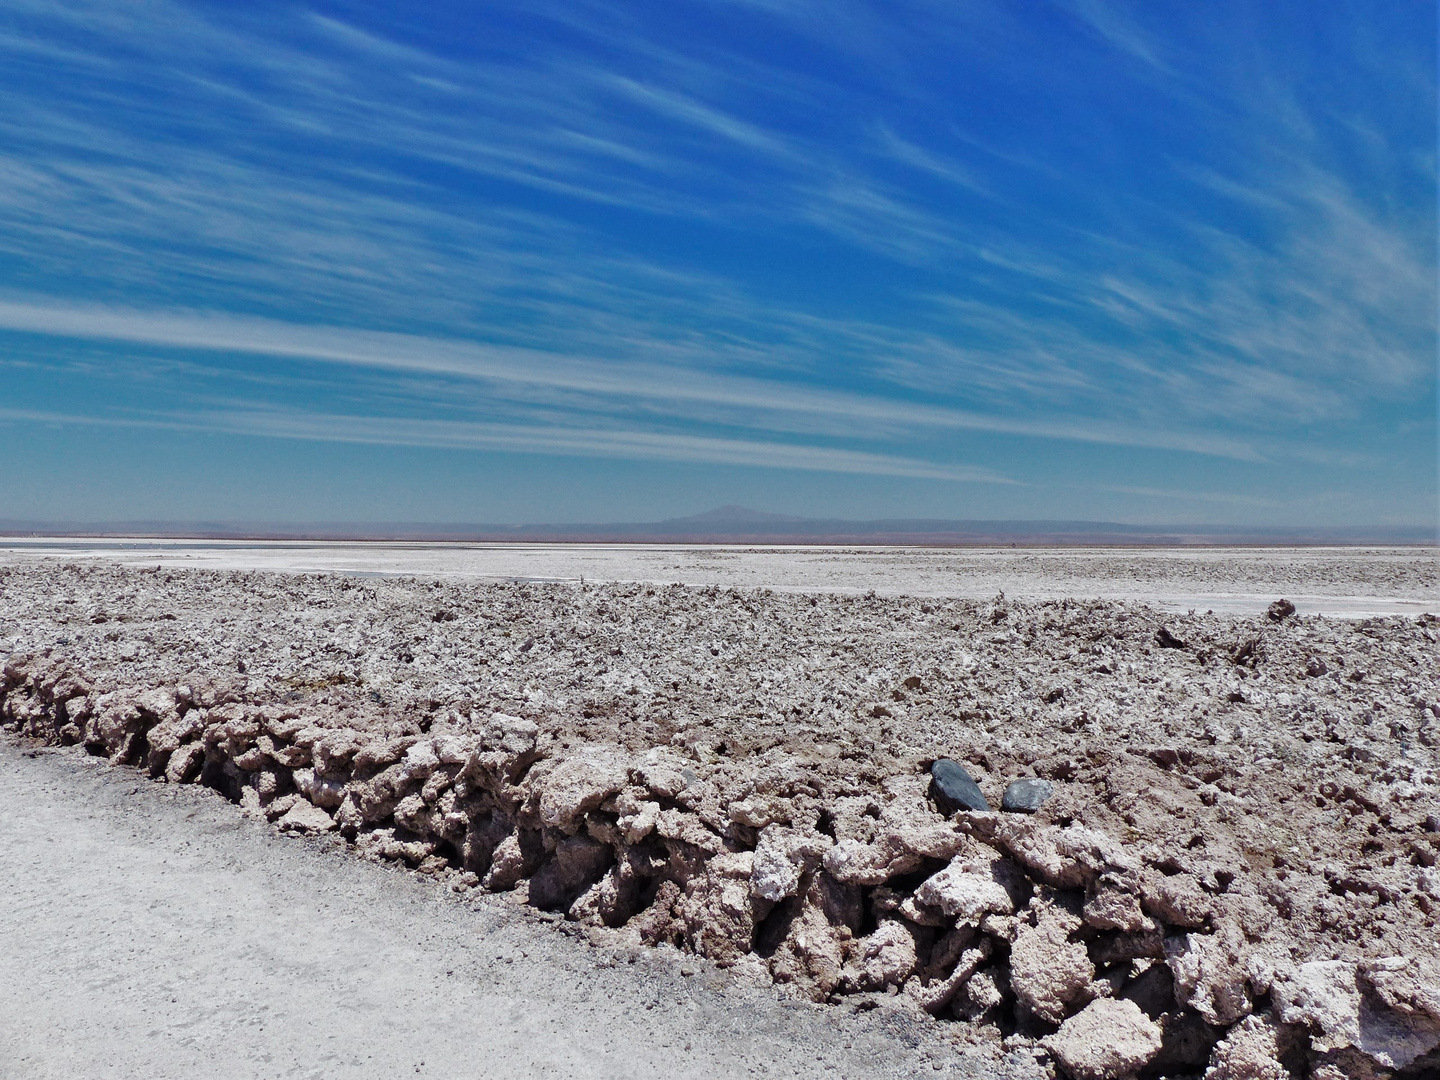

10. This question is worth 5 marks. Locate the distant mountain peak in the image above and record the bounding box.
[665,504,806,525]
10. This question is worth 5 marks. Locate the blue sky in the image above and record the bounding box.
[0,0,1434,526]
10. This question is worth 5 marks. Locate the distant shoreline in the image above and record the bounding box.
[2,535,1434,548]
[1,509,1433,550]
[2,535,1435,549]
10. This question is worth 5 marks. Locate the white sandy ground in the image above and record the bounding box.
[0,735,1035,1080]
[1,539,1435,618]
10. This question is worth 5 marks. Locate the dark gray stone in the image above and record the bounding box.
[1268,598,1296,621]
[930,758,989,814]
[1001,778,1054,813]
[1155,627,1187,650]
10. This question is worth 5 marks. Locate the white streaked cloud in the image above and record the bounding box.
[0,297,1269,461]
[0,404,1009,483]
[1060,0,1173,75]
[606,78,800,160]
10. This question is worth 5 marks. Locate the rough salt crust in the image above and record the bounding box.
[3,562,1438,1079]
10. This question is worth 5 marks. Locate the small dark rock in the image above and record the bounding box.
[1001,778,1054,813]
[1305,657,1328,677]
[903,675,923,690]
[1155,627,1188,650]
[1268,598,1296,621]
[931,758,990,814]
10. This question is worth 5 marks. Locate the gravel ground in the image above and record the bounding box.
[3,558,1439,1079]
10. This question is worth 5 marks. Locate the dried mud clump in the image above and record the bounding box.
[4,563,1440,1079]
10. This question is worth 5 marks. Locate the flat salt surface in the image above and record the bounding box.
[1,537,1435,618]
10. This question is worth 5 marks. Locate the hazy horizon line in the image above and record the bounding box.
[1,507,1432,547]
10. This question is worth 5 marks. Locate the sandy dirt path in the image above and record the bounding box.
[0,735,1023,1080]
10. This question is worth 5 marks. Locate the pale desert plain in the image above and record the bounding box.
[2,541,1438,1080]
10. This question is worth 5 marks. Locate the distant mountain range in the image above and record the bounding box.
[0,505,1432,545]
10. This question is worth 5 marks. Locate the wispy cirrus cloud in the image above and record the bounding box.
[0,402,1006,483]
[1060,0,1173,75]
[0,0,1431,522]
[0,297,1270,461]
